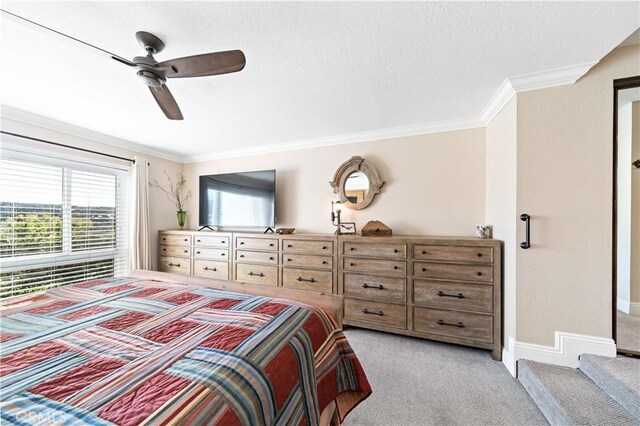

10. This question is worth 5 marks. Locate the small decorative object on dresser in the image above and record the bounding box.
[339,222,357,235]
[275,228,296,234]
[361,220,392,236]
[475,224,492,239]
[150,170,192,229]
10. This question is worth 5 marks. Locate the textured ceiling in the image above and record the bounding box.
[1,1,638,160]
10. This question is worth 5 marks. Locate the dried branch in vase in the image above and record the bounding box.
[150,170,192,211]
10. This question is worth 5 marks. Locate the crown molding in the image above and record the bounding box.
[508,61,599,92]
[182,118,485,162]
[0,105,185,163]
[480,79,516,124]
[481,61,599,125]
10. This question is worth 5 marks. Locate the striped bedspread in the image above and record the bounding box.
[0,277,371,425]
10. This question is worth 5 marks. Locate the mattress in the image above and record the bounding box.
[0,276,371,425]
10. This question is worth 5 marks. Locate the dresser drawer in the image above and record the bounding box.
[413,280,492,313]
[344,298,406,329]
[414,262,493,283]
[194,235,230,248]
[159,234,191,246]
[236,237,278,251]
[159,245,191,257]
[193,260,229,280]
[283,254,332,269]
[236,250,278,265]
[343,242,407,258]
[193,248,229,261]
[158,256,190,275]
[414,245,493,264]
[344,257,406,275]
[282,268,333,293]
[283,240,333,254]
[235,263,278,286]
[343,273,405,302]
[413,307,492,343]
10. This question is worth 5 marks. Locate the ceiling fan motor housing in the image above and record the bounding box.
[137,70,165,87]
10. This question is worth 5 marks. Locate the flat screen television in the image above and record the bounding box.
[199,170,276,229]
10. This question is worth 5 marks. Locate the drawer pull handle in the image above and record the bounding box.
[269,257,274,261]
[350,247,356,251]
[269,243,274,247]
[437,320,465,328]
[322,246,328,250]
[322,261,328,264]
[240,254,245,258]
[437,291,465,299]
[287,244,293,248]
[197,239,201,242]
[168,262,180,267]
[476,272,483,276]
[162,248,166,251]
[221,240,225,243]
[393,266,399,270]
[184,250,188,253]
[296,277,316,283]
[196,251,201,254]
[248,272,264,277]
[477,253,483,257]
[203,266,217,272]
[162,237,166,241]
[221,253,225,256]
[422,250,427,255]
[240,242,245,245]
[422,267,427,272]
[362,308,384,316]
[287,258,292,262]
[393,249,399,253]
[362,283,384,290]
[350,263,356,267]
[184,239,188,242]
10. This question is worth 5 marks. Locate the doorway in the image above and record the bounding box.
[613,76,640,356]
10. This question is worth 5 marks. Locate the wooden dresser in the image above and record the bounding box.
[158,230,502,360]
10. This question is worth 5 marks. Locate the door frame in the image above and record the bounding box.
[612,75,640,356]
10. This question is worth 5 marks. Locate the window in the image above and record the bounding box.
[0,152,129,298]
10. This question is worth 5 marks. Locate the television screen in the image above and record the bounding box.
[199,170,275,228]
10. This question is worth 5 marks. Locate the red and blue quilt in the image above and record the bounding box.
[0,277,371,425]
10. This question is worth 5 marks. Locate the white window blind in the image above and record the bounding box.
[0,152,129,298]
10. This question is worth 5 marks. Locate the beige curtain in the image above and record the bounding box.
[130,156,151,270]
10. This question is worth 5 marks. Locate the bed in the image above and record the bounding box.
[0,270,371,425]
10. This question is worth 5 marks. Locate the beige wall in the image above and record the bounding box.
[0,117,183,270]
[515,45,640,345]
[486,97,518,348]
[631,101,640,306]
[183,128,486,236]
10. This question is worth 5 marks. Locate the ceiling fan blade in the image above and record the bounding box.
[157,50,246,78]
[0,8,135,67]
[149,85,183,120]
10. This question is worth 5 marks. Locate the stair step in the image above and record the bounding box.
[580,354,640,421]
[518,360,638,426]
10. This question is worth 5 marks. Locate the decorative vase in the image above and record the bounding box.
[177,210,187,229]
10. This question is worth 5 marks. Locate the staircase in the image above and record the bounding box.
[518,355,640,425]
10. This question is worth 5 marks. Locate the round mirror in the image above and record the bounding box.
[344,171,370,204]
[329,156,384,210]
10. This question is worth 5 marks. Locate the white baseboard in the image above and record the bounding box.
[502,331,616,377]
[618,297,631,314]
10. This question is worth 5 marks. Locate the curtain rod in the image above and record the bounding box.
[0,130,141,164]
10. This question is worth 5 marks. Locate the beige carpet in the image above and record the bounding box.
[343,328,547,426]
[617,310,640,353]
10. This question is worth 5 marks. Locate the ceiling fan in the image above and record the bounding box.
[0,9,246,120]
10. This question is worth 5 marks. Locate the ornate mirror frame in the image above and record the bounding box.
[329,156,384,210]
